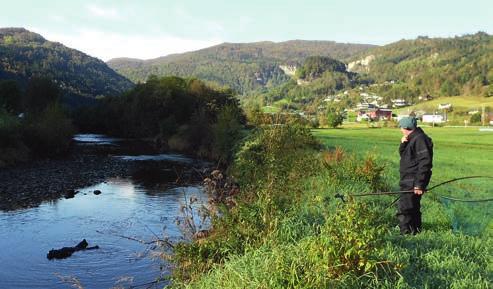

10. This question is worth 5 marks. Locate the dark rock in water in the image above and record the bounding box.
[64,189,77,199]
[93,190,102,195]
[47,239,100,260]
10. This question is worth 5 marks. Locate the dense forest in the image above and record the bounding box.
[350,32,493,98]
[0,77,74,166]
[74,76,245,162]
[107,41,376,94]
[0,28,134,106]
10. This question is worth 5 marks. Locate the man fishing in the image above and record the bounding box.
[398,116,433,235]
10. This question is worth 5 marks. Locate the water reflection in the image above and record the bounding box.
[0,178,207,289]
[73,134,122,145]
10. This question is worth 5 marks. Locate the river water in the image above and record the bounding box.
[0,135,209,289]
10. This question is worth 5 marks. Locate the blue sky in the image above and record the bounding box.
[1,0,491,60]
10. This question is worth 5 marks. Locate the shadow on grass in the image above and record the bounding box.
[387,230,491,288]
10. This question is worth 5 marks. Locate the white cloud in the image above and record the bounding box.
[86,4,121,20]
[30,27,223,61]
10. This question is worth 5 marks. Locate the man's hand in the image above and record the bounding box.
[414,187,424,195]
[401,136,409,143]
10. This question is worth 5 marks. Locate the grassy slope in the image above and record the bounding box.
[394,96,493,115]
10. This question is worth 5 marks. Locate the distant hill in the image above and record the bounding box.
[248,33,493,114]
[348,32,493,97]
[107,40,376,94]
[295,56,349,81]
[0,28,134,106]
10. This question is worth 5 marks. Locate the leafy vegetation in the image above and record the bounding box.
[0,78,74,166]
[296,56,348,80]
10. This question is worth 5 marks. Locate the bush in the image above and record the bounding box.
[233,123,320,191]
[212,105,245,164]
[170,140,398,288]
[470,113,482,124]
[327,110,344,128]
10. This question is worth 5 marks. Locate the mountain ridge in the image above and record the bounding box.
[107,40,376,93]
[0,27,134,105]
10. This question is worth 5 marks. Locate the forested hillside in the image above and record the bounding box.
[0,28,133,105]
[107,41,376,94]
[349,32,493,97]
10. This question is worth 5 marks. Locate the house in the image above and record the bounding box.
[357,108,392,121]
[356,102,370,110]
[422,114,444,123]
[391,99,408,108]
[438,103,452,110]
[419,94,433,101]
[368,109,392,121]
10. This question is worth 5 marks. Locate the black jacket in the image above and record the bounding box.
[399,127,433,189]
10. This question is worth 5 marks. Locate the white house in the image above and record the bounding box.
[438,103,452,110]
[391,99,408,108]
[422,114,444,123]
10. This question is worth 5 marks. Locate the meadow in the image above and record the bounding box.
[312,126,493,199]
[171,124,492,289]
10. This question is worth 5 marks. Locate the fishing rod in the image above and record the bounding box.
[335,175,493,202]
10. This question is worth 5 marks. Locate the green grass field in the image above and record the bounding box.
[312,126,493,197]
[173,125,492,289]
[312,126,493,287]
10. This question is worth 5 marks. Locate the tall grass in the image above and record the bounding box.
[170,124,402,288]
[167,125,492,288]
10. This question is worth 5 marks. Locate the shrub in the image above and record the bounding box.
[233,123,320,191]
[327,110,344,128]
[212,105,244,164]
[470,112,482,124]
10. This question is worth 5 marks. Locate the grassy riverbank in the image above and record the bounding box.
[168,124,492,288]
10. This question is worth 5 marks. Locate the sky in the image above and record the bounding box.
[1,0,492,61]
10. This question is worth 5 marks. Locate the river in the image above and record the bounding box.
[0,134,210,289]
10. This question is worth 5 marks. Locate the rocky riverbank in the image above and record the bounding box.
[0,151,132,211]
[0,140,209,211]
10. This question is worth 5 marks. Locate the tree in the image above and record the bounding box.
[470,113,481,124]
[0,80,21,113]
[440,80,460,96]
[24,77,60,113]
[327,110,344,128]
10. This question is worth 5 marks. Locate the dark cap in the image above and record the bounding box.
[398,116,417,130]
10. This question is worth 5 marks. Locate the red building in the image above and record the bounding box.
[358,108,392,121]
